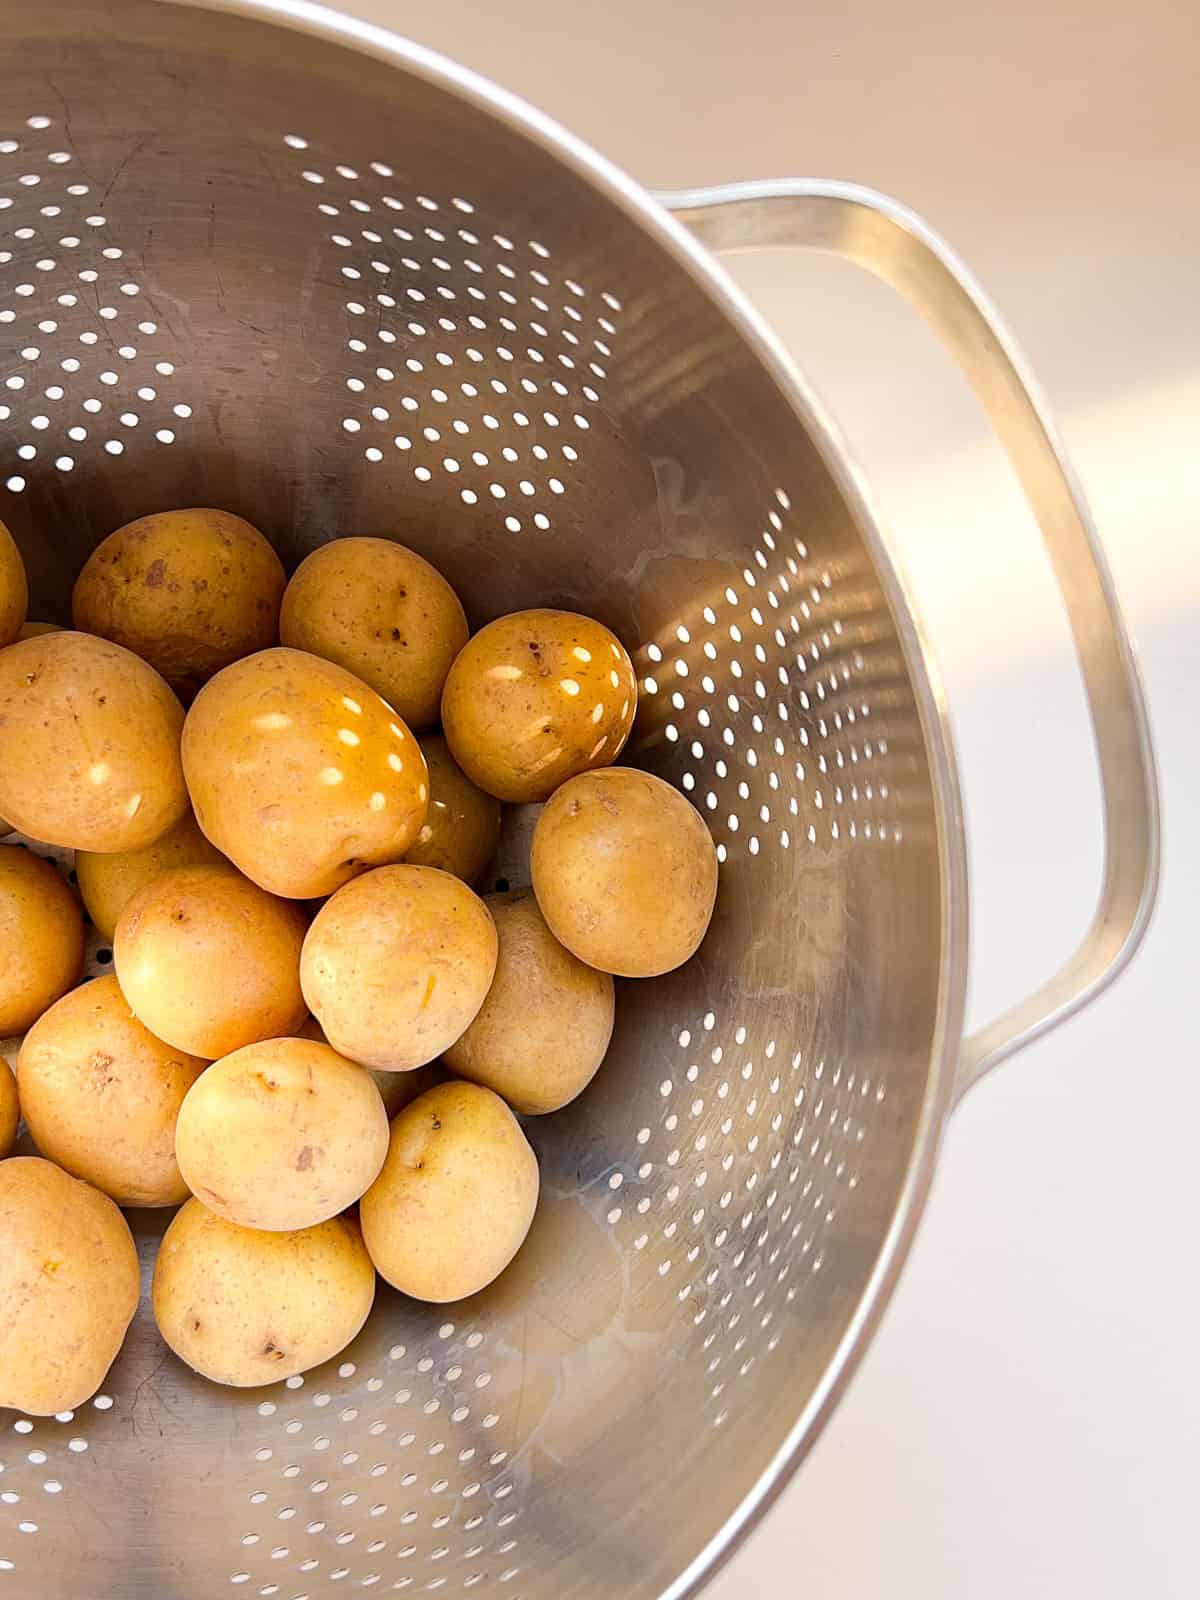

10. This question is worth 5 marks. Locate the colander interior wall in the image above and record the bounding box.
[0,3,951,1596]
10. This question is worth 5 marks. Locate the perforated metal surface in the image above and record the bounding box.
[0,4,965,1597]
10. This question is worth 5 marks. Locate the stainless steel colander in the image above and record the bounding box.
[0,2,1159,1595]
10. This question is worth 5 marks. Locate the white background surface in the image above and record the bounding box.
[342,3,1195,1593]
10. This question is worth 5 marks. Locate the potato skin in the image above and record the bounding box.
[444,889,615,1113]
[298,1015,445,1116]
[17,620,61,640]
[76,809,227,942]
[531,768,718,977]
[182,647,428,899]
[152,1199,376,1387]
[301,865,497,1072]
[280,537,468,732]
[441,609,638,802]
[71,508,286,701]
[114,864,308,1059]
[404,734,501,885]
[0,1062,17,1158]
[0,1157,139,1415]
[0,632,188,852]
[0,845,85,1035]
[0,518,28,647]
[175,1038,389,1231]
[17,975,207,1207]
[360,1081,538,1302]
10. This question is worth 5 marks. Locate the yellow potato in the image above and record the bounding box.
[153,1199,376,1387]
[0,517,28,647]
[0,631,187,852]
[76,809,226,943]
[72,508,286,701]
[301,865,497,1071]
[531,768,718,977]
[441,608,637,802]
[0,845,85,1034]
[360,1081,539,1302]
[0,1157,139,1414]
[114,864,308,1058]
[17,975,206,1207]
[404,733,501,885]
[175,1038,388,1231]
[182,647,428,899]
[444,889,615,1113]
[0,1062,17,1158]
[280,537,468,732]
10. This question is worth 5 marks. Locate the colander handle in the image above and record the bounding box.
[661,179,1160,1099]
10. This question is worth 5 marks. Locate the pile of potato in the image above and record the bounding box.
[0,509,718,1416]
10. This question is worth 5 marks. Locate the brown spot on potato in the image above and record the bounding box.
[296,1146,314,1171]
[144,559,167,588]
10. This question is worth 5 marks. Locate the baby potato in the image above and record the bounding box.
[531,768,718,977]
[0,517,28,647]
[114,864,308,1058]
[0,631,187,852]
[18,620,62,639]
[175,1038,389,1231]
[0,1063,17,1159]
[280,537,468,732]
[76,809,226,942]
[72,508,286,701]
[17,975,206,1207]
[404,733,501,885]
[441,609,637,803]
[444,889,614,1114]
[153,1199,376,1387]
[0,1157,139,1414]
[301,865,497,1072]
[182,648,428,899]
[0,845,85,1035]
[360,1081,539,1302]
